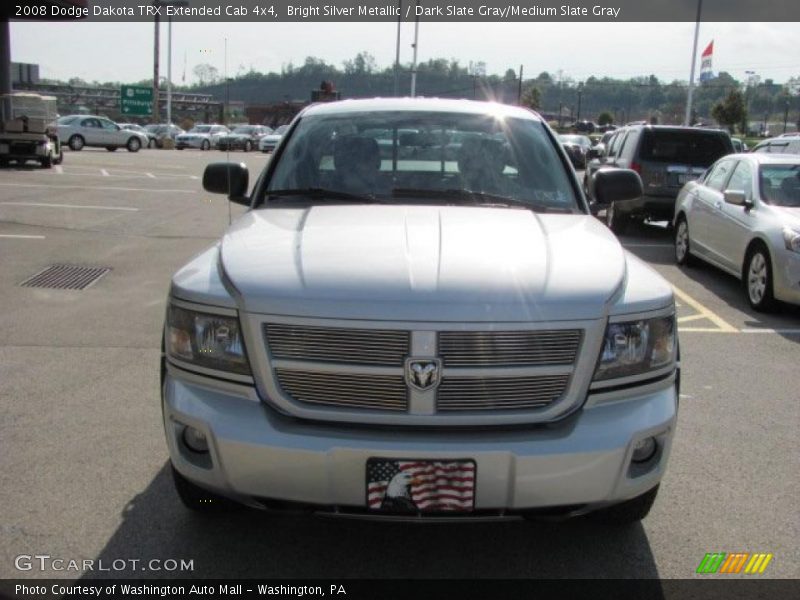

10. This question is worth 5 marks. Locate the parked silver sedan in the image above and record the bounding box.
[674,153,800,310]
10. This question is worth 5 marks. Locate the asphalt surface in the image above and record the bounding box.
[0,151,798,582]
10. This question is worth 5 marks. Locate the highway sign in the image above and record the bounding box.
[120,85,153,116]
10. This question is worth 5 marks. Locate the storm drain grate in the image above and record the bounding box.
[20,264,112,290]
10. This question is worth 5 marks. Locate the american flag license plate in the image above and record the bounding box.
[366,458,476,513]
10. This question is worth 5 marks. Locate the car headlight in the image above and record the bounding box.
[166,305,250,375]
[783,228,800,253]
[593,315,676,381]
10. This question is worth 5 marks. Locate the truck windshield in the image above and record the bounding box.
[262,111,580,212]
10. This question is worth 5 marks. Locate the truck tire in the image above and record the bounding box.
[590,485,660,525]
[40,154,53,168]
[171,464,235,513]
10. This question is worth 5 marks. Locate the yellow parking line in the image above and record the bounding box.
[677,314,708,324]
[672,285,738,333]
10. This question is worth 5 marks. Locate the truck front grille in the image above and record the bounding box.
[265,324,410,366]
[438,330,582,367]
[275,368,408,412]
[437,374,570,411]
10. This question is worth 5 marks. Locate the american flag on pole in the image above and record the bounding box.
[367,459,475,512]
[700,41,714,82]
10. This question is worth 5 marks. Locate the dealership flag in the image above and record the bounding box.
[699,41,714,82]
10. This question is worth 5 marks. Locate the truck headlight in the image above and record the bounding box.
[783,228,800,253]
[166,305,250,375]
[593,315,675,381]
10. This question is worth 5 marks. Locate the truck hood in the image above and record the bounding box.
[219,205,628,322]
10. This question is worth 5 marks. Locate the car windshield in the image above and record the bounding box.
[639,130,731,167]
[759,164,800,207]
[262,110,580,212]
[233,126,255,134]
[190,126,211,133]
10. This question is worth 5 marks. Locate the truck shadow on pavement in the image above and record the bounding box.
[82,463,664,582]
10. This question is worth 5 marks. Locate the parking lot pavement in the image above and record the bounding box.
[1,152,798,581]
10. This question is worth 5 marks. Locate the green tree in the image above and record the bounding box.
[598,111,614,125]
[711,90,747,133]
[521,86,542,110]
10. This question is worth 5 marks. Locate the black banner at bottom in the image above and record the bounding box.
[2,579,799,600]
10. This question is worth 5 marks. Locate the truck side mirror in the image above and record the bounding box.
[592,168,643,205]
[203,162,250,205]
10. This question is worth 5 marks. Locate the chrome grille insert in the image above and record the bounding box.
[265,324,410,366]
[438,330,582,367]
[275,369,408,411]
[437,374,570,411]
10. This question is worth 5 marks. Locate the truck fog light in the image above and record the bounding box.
[183,426,209,453]
[632,437,657,463]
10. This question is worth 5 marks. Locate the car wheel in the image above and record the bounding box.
[68,135,84,151]
[605,201,629,235]
[590,485,659,525]
[201,139,210,151]
[244,140,252,152]
[744,245,776,312]
[126,137,141,152]
[674,216,696,267]
[171,464,235,513]
[106,146,117,152]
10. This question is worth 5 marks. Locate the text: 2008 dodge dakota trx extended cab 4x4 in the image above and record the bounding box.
[162,99,679,524]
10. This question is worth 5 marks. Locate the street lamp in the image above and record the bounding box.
[153,0,189,125]
[576,82,584,122]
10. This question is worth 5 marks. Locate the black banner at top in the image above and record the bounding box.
[5,0,800,22]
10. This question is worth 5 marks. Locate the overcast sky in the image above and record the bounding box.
[10,21,799,87]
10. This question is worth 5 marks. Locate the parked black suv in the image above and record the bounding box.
[585,125,734,234]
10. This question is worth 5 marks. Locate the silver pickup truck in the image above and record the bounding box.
[162,98,679,524]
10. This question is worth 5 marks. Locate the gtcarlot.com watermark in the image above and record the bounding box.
[14,554,194,572]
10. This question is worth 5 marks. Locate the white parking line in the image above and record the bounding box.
[0,182,196,194]
[100,169,109,177]
[0,234,46,239]
[740,328,800,335]
[0,202,138,211]
[146,172,156,178]
[54,165,63,175]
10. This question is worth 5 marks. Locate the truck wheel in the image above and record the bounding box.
[590,485,659,525]
[53,149,63,165]
[68,135,84,151]
[171,464,235,513]
[127,137,141,152]
[40,154,53,168]
[605,201,629,235]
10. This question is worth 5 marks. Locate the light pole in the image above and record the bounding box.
[153,0,188,125]
[393,0,402,96]
[576,82,584,122]
[684,0,703,126]
[410,0,420,97]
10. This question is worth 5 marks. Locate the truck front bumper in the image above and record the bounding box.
[163,366,678,516]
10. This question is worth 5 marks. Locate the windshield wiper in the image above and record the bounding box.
[267,187,383,204]
[391,188,565,212]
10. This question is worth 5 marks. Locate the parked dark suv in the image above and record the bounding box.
[585,125,734,234]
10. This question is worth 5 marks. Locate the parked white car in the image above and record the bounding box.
[175,124,230,150]
[674,153,800,310]
[258,124,289,152]
[57,115,149,152]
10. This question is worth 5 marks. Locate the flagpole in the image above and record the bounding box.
[684,0,703,126]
